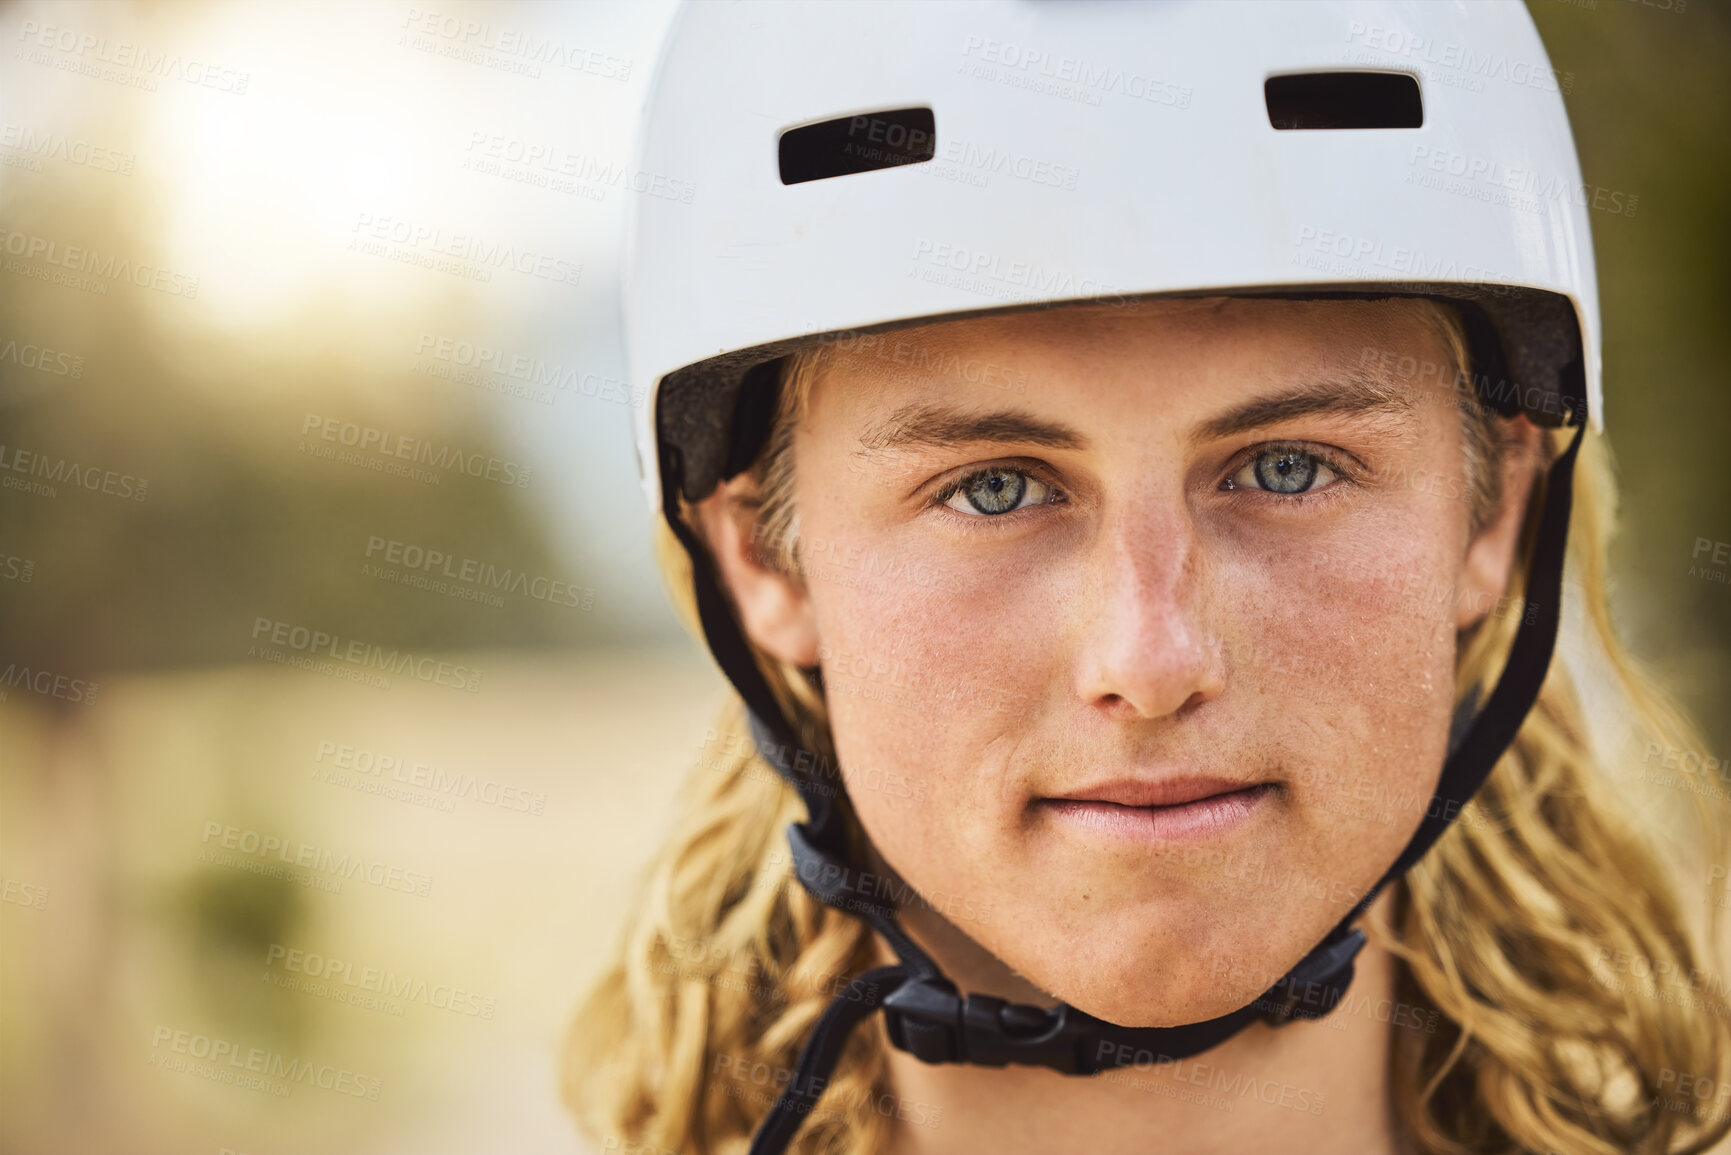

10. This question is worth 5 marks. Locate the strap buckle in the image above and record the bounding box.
[882,977,1090,1073]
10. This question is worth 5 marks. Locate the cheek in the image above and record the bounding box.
[1224,505,1466,847]
[804,534,1061,899]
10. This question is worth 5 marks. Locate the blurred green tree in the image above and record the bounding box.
[1528,0,1731,754]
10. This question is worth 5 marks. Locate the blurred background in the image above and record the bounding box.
[0,2,1726,1153]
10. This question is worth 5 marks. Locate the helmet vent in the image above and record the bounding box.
[779,107,936,185]
[1265,72,1422,130]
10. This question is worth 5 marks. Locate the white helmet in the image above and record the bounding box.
[627,0,1597,514]
[621,5,1594,1153]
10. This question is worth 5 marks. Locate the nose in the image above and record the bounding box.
[1073,503,1224,720]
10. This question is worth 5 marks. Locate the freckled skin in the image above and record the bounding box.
[699,297,1537,1035]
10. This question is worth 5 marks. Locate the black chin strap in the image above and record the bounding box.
[742,963,913,1155]
[665,417,1587,1155]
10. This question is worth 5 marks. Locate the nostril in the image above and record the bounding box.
[1177,690,1211,716]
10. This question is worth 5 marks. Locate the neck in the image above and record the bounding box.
[871,892,1407,1155]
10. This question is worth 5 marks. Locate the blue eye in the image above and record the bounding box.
[1227,446,1340,495]
[942,467,1053,516]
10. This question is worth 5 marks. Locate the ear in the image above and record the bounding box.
[691,475,820,667]
[1455,416,1545,631]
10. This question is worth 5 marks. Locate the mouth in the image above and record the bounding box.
[1034,777,1278,842]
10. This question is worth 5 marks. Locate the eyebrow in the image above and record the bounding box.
[1188,370,1415,445]
[855,403,1087,456]
[851,371,1416,458]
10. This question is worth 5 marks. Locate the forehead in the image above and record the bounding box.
[806,296,1452,426]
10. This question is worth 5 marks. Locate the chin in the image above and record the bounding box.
[986,914,1290,1029]
[1044,961,1273,1029]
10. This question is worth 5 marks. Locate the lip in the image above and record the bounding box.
[1035,778,1277,842]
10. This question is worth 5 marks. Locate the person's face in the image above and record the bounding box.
[700,297,1539,1027]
